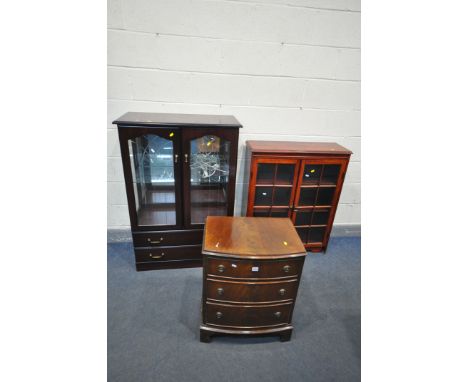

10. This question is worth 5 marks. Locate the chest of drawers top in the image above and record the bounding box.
[202,216,306,260]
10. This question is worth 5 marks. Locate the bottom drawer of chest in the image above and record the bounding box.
[205,301,293,328]
[135,245,202,263]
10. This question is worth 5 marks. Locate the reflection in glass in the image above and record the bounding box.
[190,135,230,224]
[128,134,176,226]
[302,164,322,185]
[254,186,273,206]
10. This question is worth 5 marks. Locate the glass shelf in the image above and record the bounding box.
[253,207,289,218]
[128,134,176,227]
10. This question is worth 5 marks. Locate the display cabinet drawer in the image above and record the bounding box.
[136,259,202,271]
[205,257,303,279]
[206,279,298,303]
[205,302,293,328]
[133,230,203,247]
[135,245,202,263]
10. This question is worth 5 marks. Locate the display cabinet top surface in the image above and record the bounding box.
[113,112,242,128]
[203,217,306,259]
[247,140,352,155]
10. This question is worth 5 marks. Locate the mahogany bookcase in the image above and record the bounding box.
[244,141,352,253]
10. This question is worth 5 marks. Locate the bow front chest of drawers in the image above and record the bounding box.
[200,216,307,342]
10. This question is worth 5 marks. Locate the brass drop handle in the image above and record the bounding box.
[174,154,178,163]
[184,153,188,163]
[217,288,224,296]
[274,311,281,319]
[283,265,291,273]
[149,252,165,259]
[217,264,225,273]
[216,311,223,319]
[147,237,163,244]
[279,288,286,296]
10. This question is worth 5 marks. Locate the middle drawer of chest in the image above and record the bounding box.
[206,278,298,303]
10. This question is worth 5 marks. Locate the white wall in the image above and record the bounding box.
[107,0,361,229]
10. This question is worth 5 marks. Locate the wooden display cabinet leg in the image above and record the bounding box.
[200,329,212,343]
[280,329,292,342]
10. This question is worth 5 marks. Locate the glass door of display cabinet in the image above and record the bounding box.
[182,128,238,227]
[292,160,343,245]
[126,130,182,229]
[249,159,300,219]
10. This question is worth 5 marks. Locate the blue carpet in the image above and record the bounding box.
[108,237,361,382]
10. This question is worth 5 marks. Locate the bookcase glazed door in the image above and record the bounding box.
[247,158,301,219]
[182,128,238,228]
[120,128,183,230]
[291,160,345,247]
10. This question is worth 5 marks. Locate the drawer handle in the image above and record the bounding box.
[147,237,164,244]
[217,288,224,296]
[217,265,225,273]
[274,311,281,319]
[283,265,291,273]
[279,288,286,296]
[216,311,223,319]
[149,252,165,259]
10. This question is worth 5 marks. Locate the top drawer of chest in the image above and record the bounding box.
[133,230,203,247]
[205,257,304,280]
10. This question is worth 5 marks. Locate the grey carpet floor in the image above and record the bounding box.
[108,237,360,382]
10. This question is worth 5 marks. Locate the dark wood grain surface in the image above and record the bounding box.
[205,257,304,279]
[113,112,242,128]
[205,301,293,328]
[246,140,352,155]
[206,278,299,303]
[134,245,202,263]
[203,216,306,258]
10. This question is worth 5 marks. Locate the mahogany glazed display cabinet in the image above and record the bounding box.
[113,112,241,271]
[244,141,352,253]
